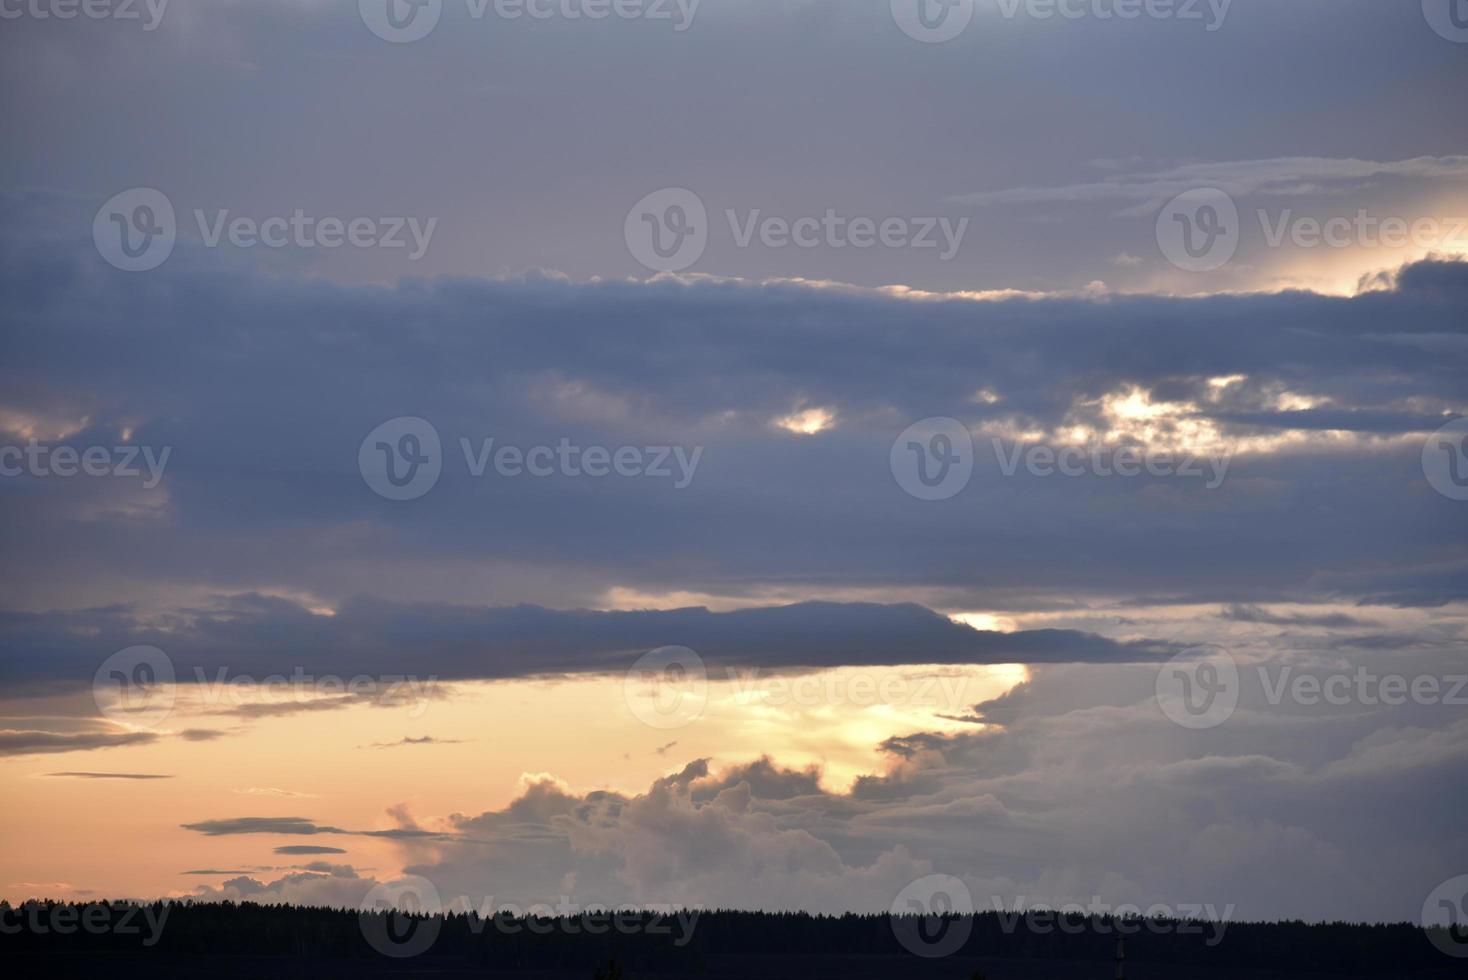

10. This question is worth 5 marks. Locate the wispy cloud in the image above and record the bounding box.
[949,155,1468,215]
[0,730,159,757]
[365,735,467,749]
[43,771,172,780]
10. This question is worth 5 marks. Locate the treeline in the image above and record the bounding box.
[1,899,1457,975]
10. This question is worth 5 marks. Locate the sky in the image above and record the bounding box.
[1,0,1467,933]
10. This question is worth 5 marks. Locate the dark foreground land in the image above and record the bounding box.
[4,902,1465,979]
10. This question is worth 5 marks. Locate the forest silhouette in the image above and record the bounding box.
[4,899,1465,978]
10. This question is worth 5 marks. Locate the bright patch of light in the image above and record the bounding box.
[950,612,1017,633]
[775,407,835,435]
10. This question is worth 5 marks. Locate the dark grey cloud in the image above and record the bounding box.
[182,817,346,837]
[273,845,346,855]
[0,596,1178,694]
[44,771,172,780]
[1218,604,1376,629]
[1,206,1464,633]
[181,815,453,842]
[0,729,158,756]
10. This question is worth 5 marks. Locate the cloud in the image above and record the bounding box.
[0,729,159,757]
[1218,604,1376,628]
[182,816,347,837]
[273,845,346,855]
[187,863,369,909]
[236,787,319,798]
[181,815,454,842]
[949,155,1468,213]
[367,735,468,749]
[0,220,1464,656]
[0,597,1180,696]
[43,771,172,780]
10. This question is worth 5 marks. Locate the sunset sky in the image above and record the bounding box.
[1,0,1466,928]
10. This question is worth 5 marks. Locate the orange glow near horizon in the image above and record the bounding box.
[0,663,1028,905]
